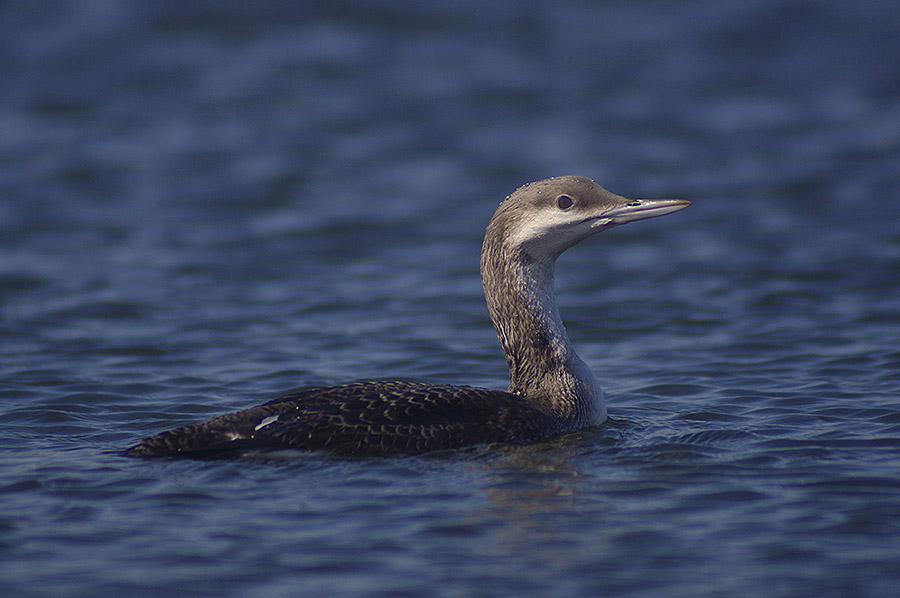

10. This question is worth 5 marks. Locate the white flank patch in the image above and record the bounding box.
[254,414,279,431]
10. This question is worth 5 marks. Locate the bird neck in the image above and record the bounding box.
[480,236,605,423]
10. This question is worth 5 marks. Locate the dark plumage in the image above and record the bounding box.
[127,176,689,458]
[125,382,562,458]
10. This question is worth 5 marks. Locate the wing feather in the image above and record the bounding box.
[126,381,562,458]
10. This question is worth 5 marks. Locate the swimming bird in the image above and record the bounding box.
[126,176,689,458]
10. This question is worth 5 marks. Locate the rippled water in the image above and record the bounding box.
[2,1,900,596]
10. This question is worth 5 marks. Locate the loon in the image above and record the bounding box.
[126,176,689,458]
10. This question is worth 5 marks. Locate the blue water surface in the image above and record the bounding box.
[2,1,900,597]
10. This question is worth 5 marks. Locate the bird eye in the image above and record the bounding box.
[556,195,574,210]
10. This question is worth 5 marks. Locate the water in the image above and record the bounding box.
[2,1,900,596]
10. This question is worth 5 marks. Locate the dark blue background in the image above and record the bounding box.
[2,2,899,597]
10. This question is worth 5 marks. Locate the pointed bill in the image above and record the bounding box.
[593,198,691,227]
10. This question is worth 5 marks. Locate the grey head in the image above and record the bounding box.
[485,175,691,263]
